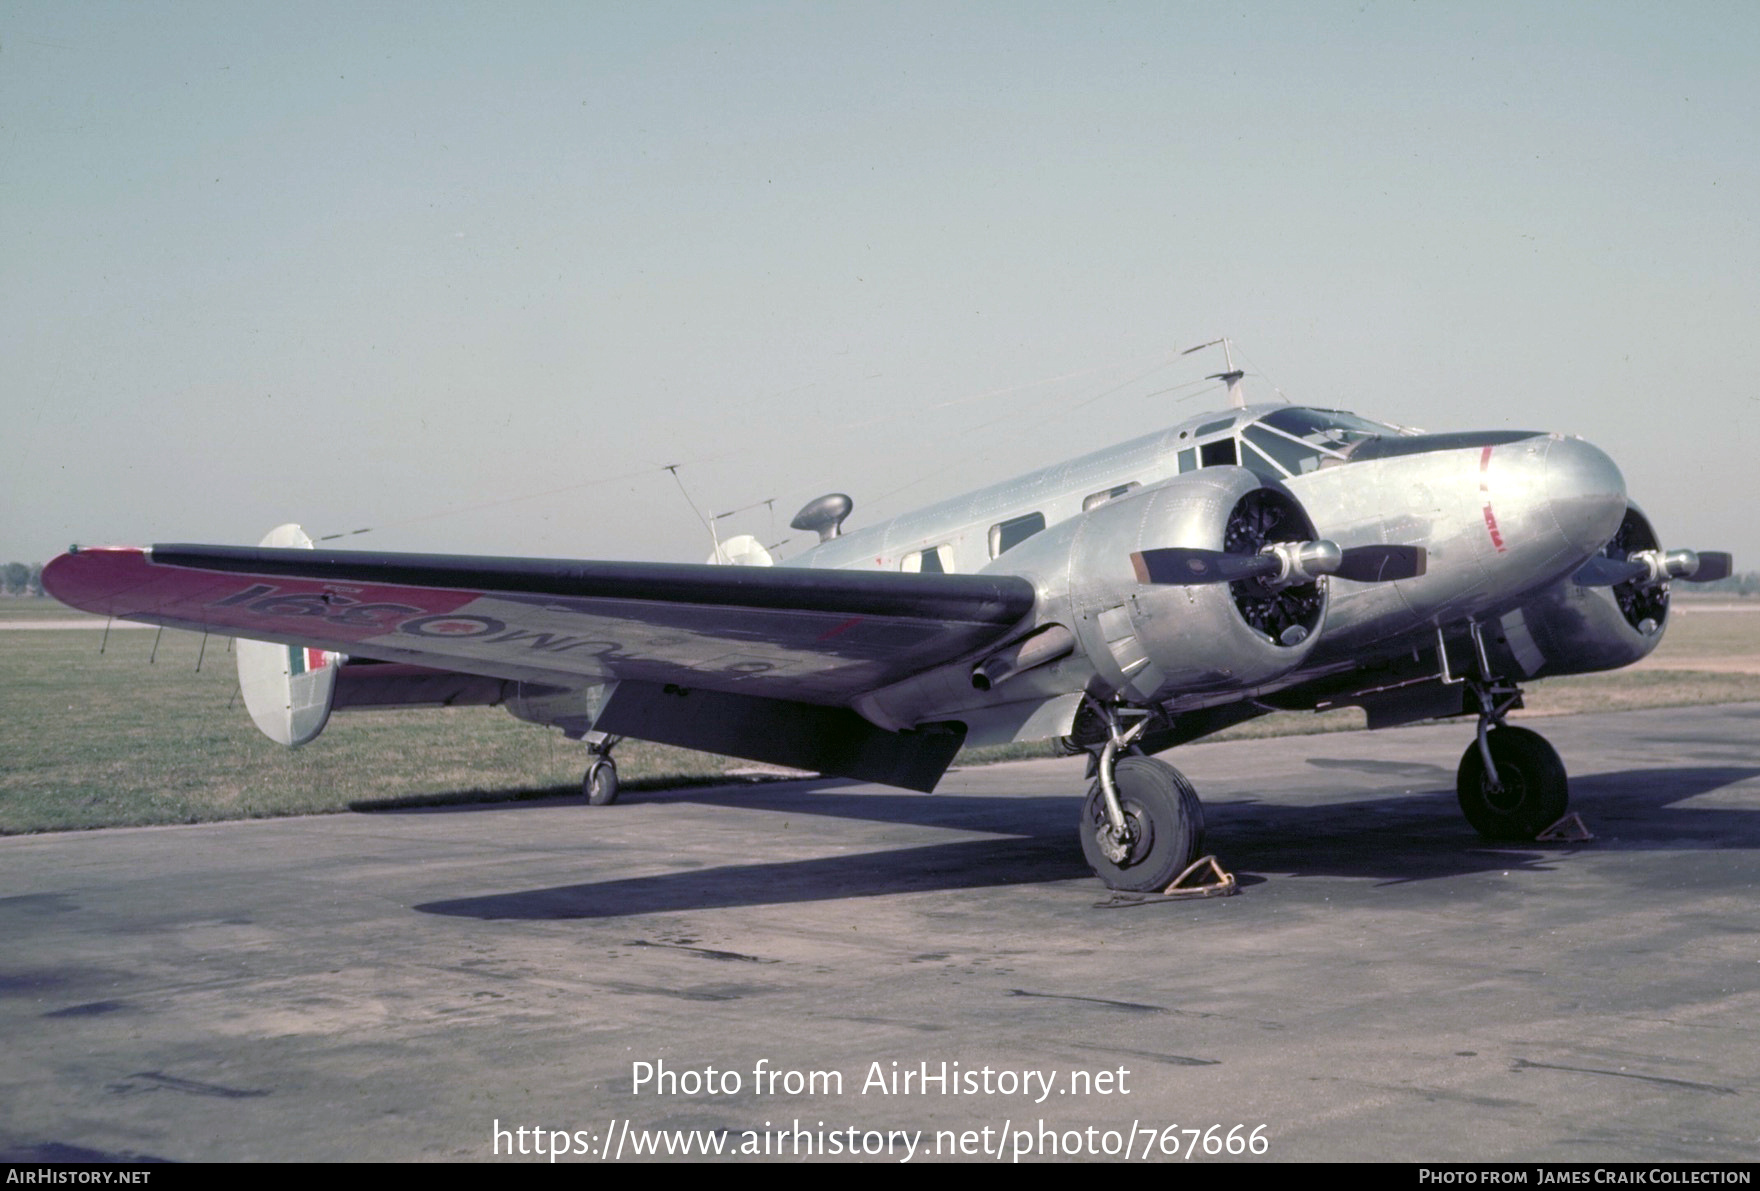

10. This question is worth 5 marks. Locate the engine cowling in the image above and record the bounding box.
[989,467,1327,703]
[1510,504,1668,677]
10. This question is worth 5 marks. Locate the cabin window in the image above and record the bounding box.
[901,544,955,573]
[1177,447,1197,473]
[1082,482,1140,512]
[1195,417,1236,436]
[989,512,1046,558]
[1199,437,1238,467]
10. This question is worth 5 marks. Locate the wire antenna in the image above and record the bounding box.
[665,464,720,554]
[1182,337,1246,409]
[713,498,775,522]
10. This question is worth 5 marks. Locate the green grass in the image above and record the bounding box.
[0,596,94,619]
[4,612,1759,833]
[0,628,736,833]
[1647,603,1760,659]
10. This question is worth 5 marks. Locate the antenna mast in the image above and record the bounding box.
[1181,337,1247,409]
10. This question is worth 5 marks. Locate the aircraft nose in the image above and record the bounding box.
[1543,435,1626,552]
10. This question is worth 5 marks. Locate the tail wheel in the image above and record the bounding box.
[1456,725,1567,840]
[1080,756,1205,891]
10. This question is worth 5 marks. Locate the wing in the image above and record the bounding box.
[42,544,1037,706]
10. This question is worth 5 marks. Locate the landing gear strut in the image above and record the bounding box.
[1077,705,1205,890]
[583,732,623,806]
[1444,625,1569,839]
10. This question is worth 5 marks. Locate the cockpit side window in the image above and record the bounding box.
[1244,425,1323,475]
[1238,440,1287,481]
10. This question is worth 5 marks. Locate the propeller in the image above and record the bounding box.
[1573,548,1733,588]
[1132,541,1427,589]
[1573,508,1735,635]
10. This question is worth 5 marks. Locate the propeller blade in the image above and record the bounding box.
[1685,551,1733,583]
[1133,542,1427,586]
[1131,548,1280,586]
[1332,545,1428,583]
[1573,556,1649,587]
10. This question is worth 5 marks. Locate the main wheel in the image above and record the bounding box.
[1079,756,1205,891]
[1456,725,1567,840]
[584,757,620,806]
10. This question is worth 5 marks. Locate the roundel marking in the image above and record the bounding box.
[399,614,507,638]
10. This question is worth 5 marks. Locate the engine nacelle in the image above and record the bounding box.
[990,467,1327,703]
[1507,504,1668,677]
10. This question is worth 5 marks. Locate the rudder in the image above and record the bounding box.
[235,524,341,746]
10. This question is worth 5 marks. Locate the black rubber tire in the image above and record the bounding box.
[1079,756,1206,892]
[1456,725,1567,840]
[584,758,620,806]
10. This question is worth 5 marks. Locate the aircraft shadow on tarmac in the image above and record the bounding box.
[412,764,1760,920]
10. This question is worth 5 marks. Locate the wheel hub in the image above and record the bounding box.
[1483,768,1526,813]
[1095,803,1152,867]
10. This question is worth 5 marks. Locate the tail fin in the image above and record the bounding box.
[706,533,775,566]
[235,524,342,746]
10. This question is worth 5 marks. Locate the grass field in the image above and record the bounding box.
[2,596,1757,833]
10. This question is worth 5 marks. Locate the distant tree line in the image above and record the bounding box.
[1693,570,1759,597]
[3,562,46,597]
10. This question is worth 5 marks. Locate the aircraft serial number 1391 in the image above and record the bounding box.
[45,369,1731,891]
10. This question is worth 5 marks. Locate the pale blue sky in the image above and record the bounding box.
[4,2,1756,569]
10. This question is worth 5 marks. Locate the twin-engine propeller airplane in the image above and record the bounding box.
[44,362,1732,890]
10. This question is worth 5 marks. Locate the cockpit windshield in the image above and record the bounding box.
[1241,407,1404,476]
[1261,407,1400,449]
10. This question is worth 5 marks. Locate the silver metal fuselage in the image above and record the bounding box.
[786,403,1634,741]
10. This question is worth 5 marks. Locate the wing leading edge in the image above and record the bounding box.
[43,544,1038,707]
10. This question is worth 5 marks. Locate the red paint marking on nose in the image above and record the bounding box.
[1479,445,1507,552]
[1482,505,1507,552]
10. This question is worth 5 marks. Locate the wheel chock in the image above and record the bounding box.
[1091,856,1240,909]
[1162,855,1238,899]
[1536,813,1593,842]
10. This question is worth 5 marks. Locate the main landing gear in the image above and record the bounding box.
[1445,625,1569,840]
[1455,679,1568,839]
[1078,707,1206,891]
[582,732,623,806]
